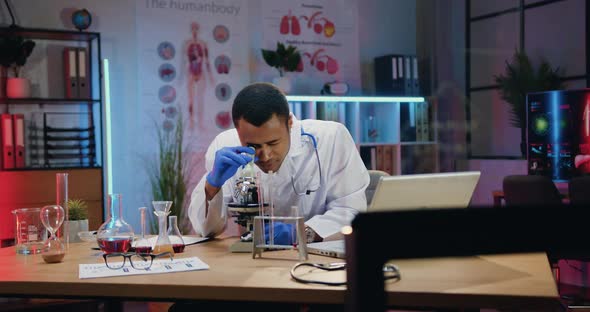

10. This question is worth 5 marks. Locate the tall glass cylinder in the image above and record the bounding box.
[97,194,134,253]
[134,207,151,253]
[56,173,68,244]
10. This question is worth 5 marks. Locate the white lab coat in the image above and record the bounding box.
[188,116,369,241]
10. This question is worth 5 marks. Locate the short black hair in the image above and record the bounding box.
[232,82,290,127]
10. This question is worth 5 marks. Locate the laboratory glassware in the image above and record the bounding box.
[40,205,65,263]
[97,194,135,253]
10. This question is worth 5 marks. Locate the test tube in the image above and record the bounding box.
[291,205,298,246]
[257,171,265,243]
[269,170,274,246]
[257,172,263,215]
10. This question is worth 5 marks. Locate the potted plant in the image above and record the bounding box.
[261,42,302,93]
[66,198,89,243]
[0,33,35,98]
[494,51,565,156]
[147,113,190,234]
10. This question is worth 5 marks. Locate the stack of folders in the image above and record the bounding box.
[0,113,26,169]
[399,102,430,142]
[374,54,421,96]
[360,145,396,175]
[63,47,90,98]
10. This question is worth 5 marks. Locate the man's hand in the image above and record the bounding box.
[264,222,295,245]
[206,146,255,188]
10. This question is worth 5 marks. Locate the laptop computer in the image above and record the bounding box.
[306,171,481,258]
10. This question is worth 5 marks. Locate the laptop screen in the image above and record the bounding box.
[368,171,481,212]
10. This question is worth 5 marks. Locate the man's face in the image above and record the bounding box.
[236,114,292,173]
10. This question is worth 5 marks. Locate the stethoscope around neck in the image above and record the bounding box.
[290,126,323,195]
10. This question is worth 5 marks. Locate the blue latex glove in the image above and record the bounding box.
[206,146,255,188]
[264,222,295,245]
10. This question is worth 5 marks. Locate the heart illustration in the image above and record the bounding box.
[216,111,231,129]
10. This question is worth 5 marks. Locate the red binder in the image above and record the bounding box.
[0,114,14,169]
[12,114,25,168]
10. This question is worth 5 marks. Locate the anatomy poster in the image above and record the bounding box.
[259,0,360,95]
[136,0,249,187]
[136,0,249,145]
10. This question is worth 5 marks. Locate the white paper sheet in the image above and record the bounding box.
[79,256,209,279]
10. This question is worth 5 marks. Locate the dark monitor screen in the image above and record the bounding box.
[527,89,590,181]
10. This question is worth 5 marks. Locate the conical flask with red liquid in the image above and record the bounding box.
[97,194,134,253]
[167,215,185,253]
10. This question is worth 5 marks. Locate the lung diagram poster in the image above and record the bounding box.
[136,0,249,186]
[259,0,360,95]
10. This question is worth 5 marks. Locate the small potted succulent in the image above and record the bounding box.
[0,33,36,98]
[66,198,89,243]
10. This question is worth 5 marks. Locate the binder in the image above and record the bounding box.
[77,48,90,98]
[412,56,420,95]
[12,114,25,168]
[63,47,79,98]
[422,102,430,141]
[397,56,404,95]
[0,114,14,169]
[383,145,393,175]
[405,56,412,95]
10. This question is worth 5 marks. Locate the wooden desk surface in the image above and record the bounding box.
[0,237,560,310]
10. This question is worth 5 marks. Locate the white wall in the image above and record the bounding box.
[358,0,416,94]
[1,0,417,233]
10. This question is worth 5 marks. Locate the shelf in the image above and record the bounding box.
[358,142,399,147]
[0,26,99,42]
[0,166,102,172]
[400,141,438,146]
[286,95,425,103]
[0,98,101,105]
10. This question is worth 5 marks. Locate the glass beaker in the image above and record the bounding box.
[152,201,174,255]
[97,194,134,253]
[40,205,65,263]
[12,208,45,255]
[168,215,185,253]
[134,207,152,253]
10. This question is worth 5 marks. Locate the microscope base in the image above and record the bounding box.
[229,240,253,253]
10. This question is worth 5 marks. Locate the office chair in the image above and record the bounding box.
[568,175,590,205]
[502,174,562,206]
[345,205,588,312]
[365,170,390,205]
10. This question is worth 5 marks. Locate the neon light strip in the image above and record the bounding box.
[551,91,559,179]
[103,59,113,195]
[286,95,425,103]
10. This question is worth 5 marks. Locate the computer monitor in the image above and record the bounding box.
[368,171,481,212]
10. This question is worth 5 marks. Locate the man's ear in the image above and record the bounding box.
[288,113,293,130]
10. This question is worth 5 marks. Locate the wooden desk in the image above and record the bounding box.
[0,237,560,310]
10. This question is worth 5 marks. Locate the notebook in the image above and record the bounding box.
[307,171,481,258]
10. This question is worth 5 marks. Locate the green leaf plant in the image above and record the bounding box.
[261,42,301,77]
[493,51,566,155]
[147,112,189,234]
[494,51,565,130]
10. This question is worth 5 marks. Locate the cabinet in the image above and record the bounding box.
[0,27,104,244]
[286,95,438,176]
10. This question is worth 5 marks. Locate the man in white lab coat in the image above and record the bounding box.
[188,82,369,244]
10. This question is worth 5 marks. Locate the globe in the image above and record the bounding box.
[72,9,92,31]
